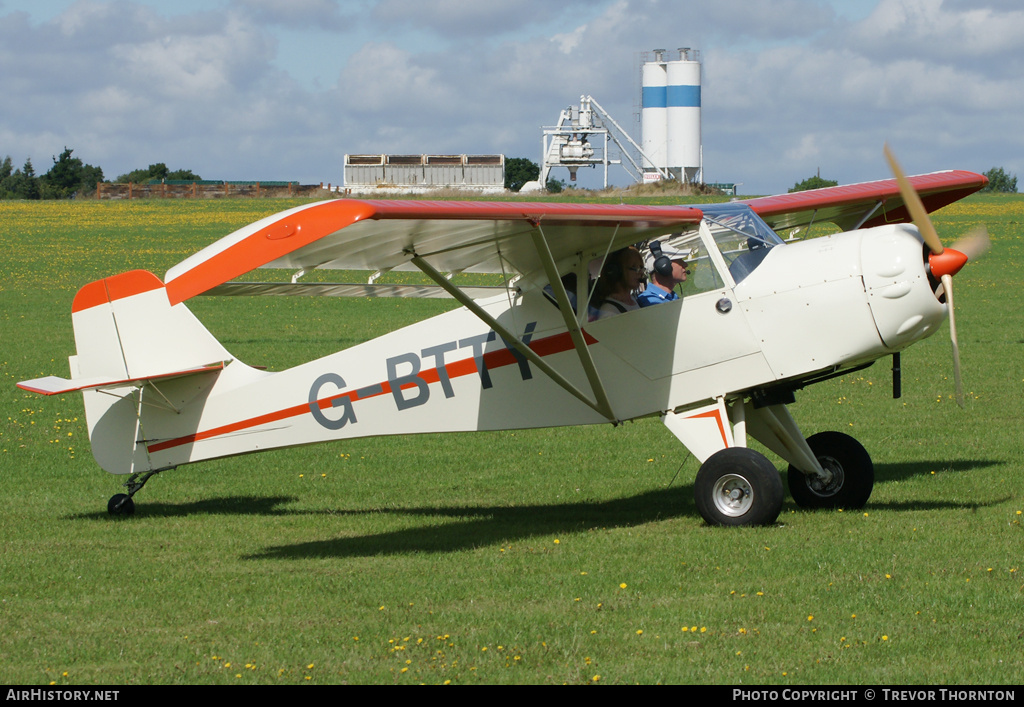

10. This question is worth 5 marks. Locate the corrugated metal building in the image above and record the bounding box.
[343,154,505,194]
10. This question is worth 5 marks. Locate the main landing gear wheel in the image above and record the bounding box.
[788,431,874,510]
[107,493,135,517]
[694,448,784,527]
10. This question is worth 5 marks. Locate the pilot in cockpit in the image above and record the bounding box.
[637,240,693,308]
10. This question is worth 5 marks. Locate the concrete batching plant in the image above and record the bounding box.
[540,95,665,189]
[540,48,703,189]
[642,48,702,184]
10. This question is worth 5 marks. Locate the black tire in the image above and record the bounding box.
[694,448,784,527]
[108,493,135,517]
[788,431,873,509]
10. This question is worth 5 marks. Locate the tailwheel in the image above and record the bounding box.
[694,448,784,527]
[788,431,874,509]
[107,493,135,517]
[105,468,168,517]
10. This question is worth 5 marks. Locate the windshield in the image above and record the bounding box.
[700,204,784,285]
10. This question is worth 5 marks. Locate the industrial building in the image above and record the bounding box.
[343,154,505,194]
[540,48,704,189]
[641,48,702,184]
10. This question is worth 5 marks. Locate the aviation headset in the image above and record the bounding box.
[649,240,674,278]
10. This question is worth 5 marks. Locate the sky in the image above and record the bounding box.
[1,0,1021,195]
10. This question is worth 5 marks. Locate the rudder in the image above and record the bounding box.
[69,270,233,474]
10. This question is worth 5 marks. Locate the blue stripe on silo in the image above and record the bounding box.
[642,86,667,108]
[666,85,701,107]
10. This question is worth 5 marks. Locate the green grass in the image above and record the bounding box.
[1,195,1023,685]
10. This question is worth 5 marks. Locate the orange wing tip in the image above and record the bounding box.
[164,200,381,305]
[72,270,165,313]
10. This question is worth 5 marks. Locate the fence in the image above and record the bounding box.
[96,181,328,200]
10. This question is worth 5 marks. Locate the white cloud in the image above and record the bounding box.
[0,0,1020,192]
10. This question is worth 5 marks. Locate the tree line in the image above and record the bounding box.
[791,167,1017,193]
[0,148,203,200]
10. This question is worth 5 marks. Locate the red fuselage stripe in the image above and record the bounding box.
[146,329,591,454]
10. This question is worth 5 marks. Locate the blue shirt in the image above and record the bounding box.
[637,282,678,308]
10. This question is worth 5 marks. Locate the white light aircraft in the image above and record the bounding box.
[18,149,990,525]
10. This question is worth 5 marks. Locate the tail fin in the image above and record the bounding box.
[70,270,231,384]
[31,271,235,474]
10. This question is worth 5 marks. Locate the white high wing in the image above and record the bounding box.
[18,156,989,525]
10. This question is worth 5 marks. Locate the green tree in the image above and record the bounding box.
[981,167,1017,193]
[41,148,104,198]
[504,157,540,192]
[0,159,41,199]
[117,163,168,184]
[789,174,839,193]
[116,163,202,184]
[166,168,202,182]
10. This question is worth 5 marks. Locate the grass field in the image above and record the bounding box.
[1,195,1022,685]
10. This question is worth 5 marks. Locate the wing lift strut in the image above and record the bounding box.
[407,222,617,423]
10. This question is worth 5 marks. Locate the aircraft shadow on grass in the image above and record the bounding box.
[66,458,1003,557]
[244,457,1002,560]
[246,485,700,560]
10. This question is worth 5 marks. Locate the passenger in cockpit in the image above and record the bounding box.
[592,247,644,319]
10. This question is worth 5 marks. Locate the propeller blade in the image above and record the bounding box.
[884,144,945,255]
[942,272,965,409]
[950,224,990,261]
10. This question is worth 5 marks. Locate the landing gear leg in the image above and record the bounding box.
[107,468,167,517]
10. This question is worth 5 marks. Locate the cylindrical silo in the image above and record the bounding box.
[641,53,668,174]
[666,51,701,183]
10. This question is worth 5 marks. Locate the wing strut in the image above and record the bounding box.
[410,254,616,421]
[529,225,615,420]
[852,201,883,231]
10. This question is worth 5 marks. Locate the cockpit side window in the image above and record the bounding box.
[651,230,724,296]
[701,205,784,285]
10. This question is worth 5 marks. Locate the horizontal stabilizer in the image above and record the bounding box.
[17,362,226,396]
